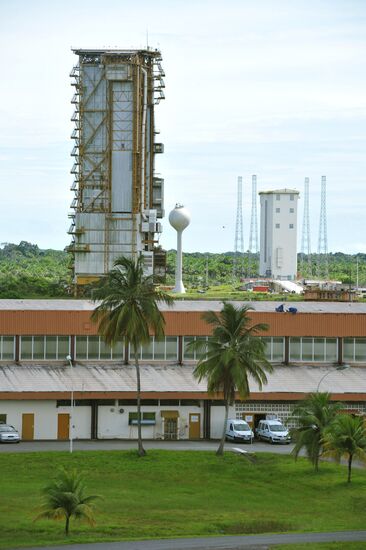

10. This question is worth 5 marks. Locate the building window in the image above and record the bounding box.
[289,337,337,362]
[289,224,294,229]
[276,194,280,201]
[88,336,100,359]
[261,337,284,362]
[290,194,294,201]
[0,414,7,424]
[289,208,294,213]
[183,336,210,360]
[276,208,280,213]
[0,336,15,360]
[129,412,156,425]
[140,336,178,361]
[275,223,280,229]
[75,336,123,360]
[20,336,70,360]
[343,338,366,362]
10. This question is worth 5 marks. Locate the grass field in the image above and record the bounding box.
[0,450,365,549]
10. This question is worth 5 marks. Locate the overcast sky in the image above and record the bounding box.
[0,0,365,253]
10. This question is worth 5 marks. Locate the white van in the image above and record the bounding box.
[226,419,254,443]
[256,419,291,444]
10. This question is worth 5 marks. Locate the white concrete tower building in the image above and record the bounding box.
[259,189,300,280]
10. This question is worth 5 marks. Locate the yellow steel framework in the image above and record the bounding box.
[67,49,165,287]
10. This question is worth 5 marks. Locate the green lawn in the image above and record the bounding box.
[0,450,365,548]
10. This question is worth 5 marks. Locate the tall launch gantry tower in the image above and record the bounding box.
[300,177,312,277]
[233,176,244,278]
[317,175,329,279]
[67,48,166,288]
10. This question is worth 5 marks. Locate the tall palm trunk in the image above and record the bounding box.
[134,344,146,457]
[216,399,230,456]
[65,515,70,536]
[347,454,353,483]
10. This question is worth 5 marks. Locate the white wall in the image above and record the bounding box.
[56,404,91,439]
[0,401,91,440]
[210,405,235,439]
[1,400,234,440]
[98,404,203,440]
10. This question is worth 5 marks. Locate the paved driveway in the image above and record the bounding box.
[0,439,294,454]
[22,530,366,549]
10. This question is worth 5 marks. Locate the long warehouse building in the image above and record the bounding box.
[0,300,365,441]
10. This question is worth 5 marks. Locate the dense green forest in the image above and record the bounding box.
[166,250,366,288]
[0,241,365,299]
[0,242,70,298]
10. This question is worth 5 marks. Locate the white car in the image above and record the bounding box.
[0,424,20,443]
[256,419,291,444]
[226,419,254,443]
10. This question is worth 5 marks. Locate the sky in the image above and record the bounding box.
[0,0,365,253]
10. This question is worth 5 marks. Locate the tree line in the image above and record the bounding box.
[0,241,365,298]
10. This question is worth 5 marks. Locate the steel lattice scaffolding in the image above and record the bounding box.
[300,177,312,277]
[233,176,244,279]
[67,49,166,288]
[247,174,259,277]
[317,175,329,279]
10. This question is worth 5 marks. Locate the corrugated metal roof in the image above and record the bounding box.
[0,364,365,395]
[0,299,365,314]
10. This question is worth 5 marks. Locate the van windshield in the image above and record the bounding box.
[234,423,250,431]
[270,424,286,432]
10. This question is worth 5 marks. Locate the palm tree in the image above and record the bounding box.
[324,414,366,483]
[91,256,173,457]
[189,302,273,456]
[35,469,100,535]
[291,392,342,471]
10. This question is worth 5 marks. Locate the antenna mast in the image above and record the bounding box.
[317,175,329,279]
[248,174,258,276]
[300,177,312,277]
[233,176,244,278]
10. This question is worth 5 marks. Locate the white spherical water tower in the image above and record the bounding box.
[169,204,191,293]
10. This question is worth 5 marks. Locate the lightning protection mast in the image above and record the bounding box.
[300,177,312,277]
[317,175,329,279]
[248,174,259,277]
[233,176,244,279]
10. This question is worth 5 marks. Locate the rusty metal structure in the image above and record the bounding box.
[67,49,165,287]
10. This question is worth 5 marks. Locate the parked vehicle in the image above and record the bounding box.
[226,419,254,443]
[0,424,20,443]
[256,419,291,444]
